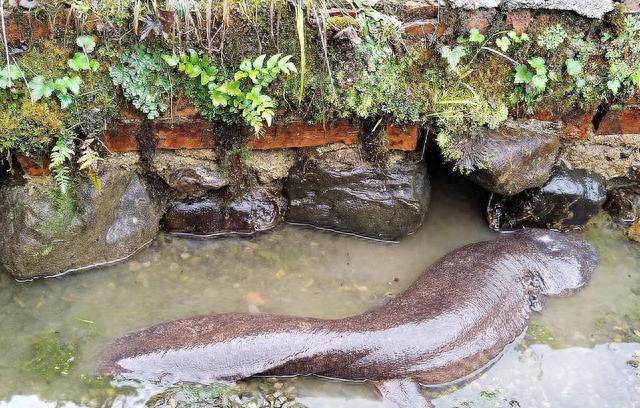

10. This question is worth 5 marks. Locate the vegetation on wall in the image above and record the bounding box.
[1,0,640,181]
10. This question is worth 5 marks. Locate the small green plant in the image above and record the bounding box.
[537,24,567,50]
[440,46,467,71]
[109,45,173,119]
[495,31,529,52]
[0,64,22,89]
[25,334,77,380]
[166,51,296,133]
[49,137,76,195]
[26,35,97,108]
[565,58,586,88]
[513,57,549,112]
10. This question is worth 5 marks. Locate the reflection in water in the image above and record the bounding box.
[0,177,638,407]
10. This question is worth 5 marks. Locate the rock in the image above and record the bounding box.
[285,146,430,241]
[604,177,640,227]
[163,188,283,236]
[487,167,607,231]
[467,119,561,196]
[448,0,614,19]
[627,220,640,242]
[0,155,163,279]
[246,150,296,184]
[562,134,640,180]
[152,151,227,197]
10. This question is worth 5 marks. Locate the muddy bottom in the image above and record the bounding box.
[0,176,638,408]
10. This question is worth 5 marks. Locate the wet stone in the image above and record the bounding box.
[487,167,607,231]
[285,148,430,241]
[0,155,163,279]
[467,119,561,196]
[152,152,228,198]
[163,188,284,236]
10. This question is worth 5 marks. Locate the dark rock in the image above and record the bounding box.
[163,188,283,236]
[604,177,640,227]
[285,147,430,241]
[487,167,607,231]
[0,155,163,279]
[467,119,561,196]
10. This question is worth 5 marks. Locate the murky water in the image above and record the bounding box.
[0,175,639,408]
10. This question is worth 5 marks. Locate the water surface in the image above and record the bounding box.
[0,176,638,407]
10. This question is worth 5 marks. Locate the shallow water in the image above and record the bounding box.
[0,175,639,407]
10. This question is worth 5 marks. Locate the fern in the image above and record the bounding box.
[49,138,75,195]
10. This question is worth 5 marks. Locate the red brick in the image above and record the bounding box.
[102,119,215,152]
[534,108,594,140]
[247,120,359,150]
[506,10,532,35]
[596,106,640,135]
[465,13,491,33]
[4,15,50,43]
[403,19,445,37]
[386,123,420,151]
[403,0,439,19]
[16,155,50,177]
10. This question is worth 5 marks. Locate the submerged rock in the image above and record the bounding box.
[487,167,607,231]
[285,146,429,241]
[467,119,561,196]
[147,381,306,408]
[163,188,284,236]
[0,155,163,279]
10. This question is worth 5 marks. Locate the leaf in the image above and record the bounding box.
[440,45,467,70]
[162,54,179,67]
[565,58,582,76]
[253,54,266,70]
[217,81,242,96]
[514,64,533,84]
[630,71,640,87]
[531,75,547,92]
[187,64,202,79]
[209,89,229,107]
[68,52,90,71]
[66,76,83,95]
[89,60,100,71]
[496,36,511,52]
[468,28,485,43]
[266,53,282,69]
[528,57,546,71]
[200,71,210,85]
[76,35,96,53]
[607,79,621,94]
[240,59,252,72]
[58,93,73,109]
[234,71,249,81]
[0,64,23,89]
[28,76,55,102]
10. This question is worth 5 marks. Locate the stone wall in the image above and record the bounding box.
[2,1,640,279]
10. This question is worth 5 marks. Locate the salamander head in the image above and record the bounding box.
[512,229,598,298]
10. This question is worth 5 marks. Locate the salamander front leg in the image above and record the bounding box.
[375,379,434,408]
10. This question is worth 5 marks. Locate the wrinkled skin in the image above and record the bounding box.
[100,229,598,407]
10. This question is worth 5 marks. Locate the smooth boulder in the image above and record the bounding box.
[487,167,607,231]
[0,155,163,279]
[468,119,561,196]
[162,188,283,236]
[285,147,430,241]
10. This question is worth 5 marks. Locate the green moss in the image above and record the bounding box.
[25,334,77,380]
